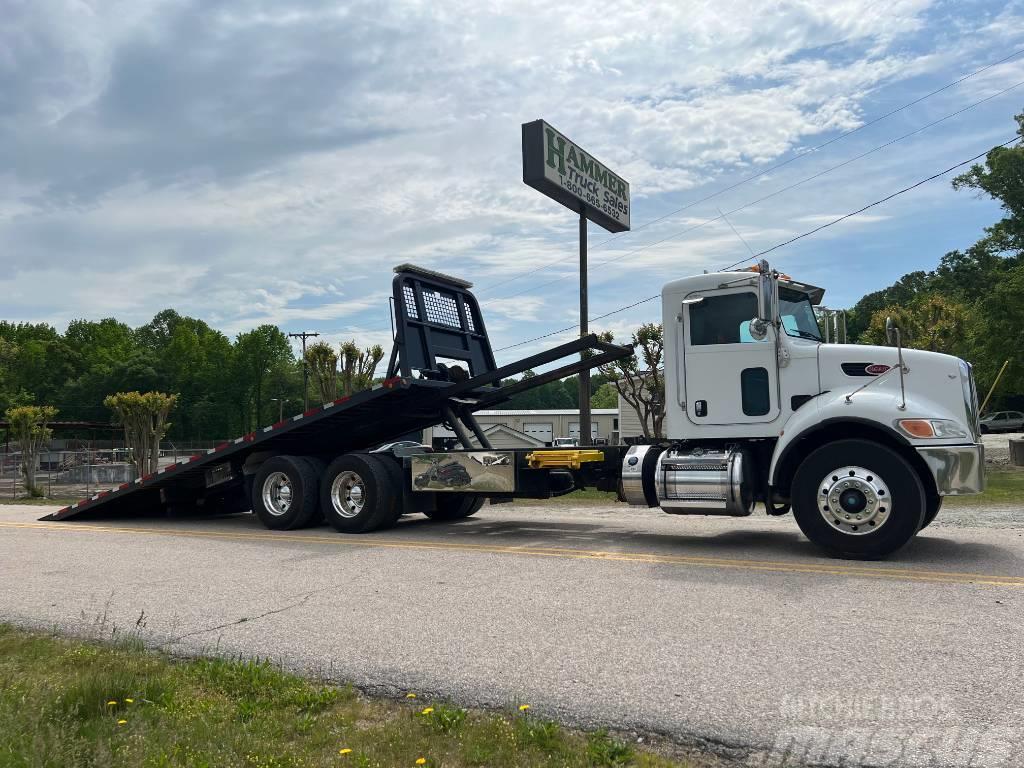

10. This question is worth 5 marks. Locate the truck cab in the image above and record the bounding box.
[622,261,984,558]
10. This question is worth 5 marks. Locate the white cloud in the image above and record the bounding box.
[1,0,1020,360]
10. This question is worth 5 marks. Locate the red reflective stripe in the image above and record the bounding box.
[119,483,130,490]
[304,407,320,417]
[216,442,229,451]
[333,396,350,405]
[191,454,202,462]
[272,420,288,429]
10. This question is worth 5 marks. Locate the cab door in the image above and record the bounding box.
[682,287,780,426]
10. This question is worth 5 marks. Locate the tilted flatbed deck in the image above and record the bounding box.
[44,265,631,524]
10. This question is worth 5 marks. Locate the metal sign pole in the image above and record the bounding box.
[578,210,592,446]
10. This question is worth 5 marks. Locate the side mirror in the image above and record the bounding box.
[885,316,899,346]
[757,259,774,323]
[748,317,768,341]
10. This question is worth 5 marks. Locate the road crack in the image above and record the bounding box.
[162,590,318,647]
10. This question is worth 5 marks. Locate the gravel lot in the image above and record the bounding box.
[982,430,1023,466]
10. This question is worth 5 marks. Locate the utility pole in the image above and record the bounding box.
[270,398,287,424]
[288,331,319,413]
[578,210,591,446]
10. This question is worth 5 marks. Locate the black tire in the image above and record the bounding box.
[791,439,925,559]
[424,495,484,521]
[372,455,405,528]
[304,457,327,524]
[920,495,942,530]
[320,454,397,533]
[252,455,322,530]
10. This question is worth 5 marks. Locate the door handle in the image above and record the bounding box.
[694,400,707,417]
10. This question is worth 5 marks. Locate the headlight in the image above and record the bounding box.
[896,419,970,439]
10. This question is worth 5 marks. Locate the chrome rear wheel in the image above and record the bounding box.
[330,470,366,519]
[262,471,294,517]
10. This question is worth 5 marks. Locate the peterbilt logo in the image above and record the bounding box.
[841,362,892,377]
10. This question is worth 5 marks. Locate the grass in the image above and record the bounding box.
[0,625,695,768]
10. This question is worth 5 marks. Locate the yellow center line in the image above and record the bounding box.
[2,520,1022,587]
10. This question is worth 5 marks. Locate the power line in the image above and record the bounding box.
[495,136,1020,353]
[330,46,1024,338]
[481,78,1024,309]
[718,135,1020,270]
[473,46,1024,298]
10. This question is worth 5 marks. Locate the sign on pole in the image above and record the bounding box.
[522,120,630,233]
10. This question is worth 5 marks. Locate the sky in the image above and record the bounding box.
[2,0,1024,364]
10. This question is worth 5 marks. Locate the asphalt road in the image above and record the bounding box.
[2,501,1023,767]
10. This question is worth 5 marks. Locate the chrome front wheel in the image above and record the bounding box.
[818,466,891,535]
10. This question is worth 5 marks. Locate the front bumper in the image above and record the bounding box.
[916,443,985,495]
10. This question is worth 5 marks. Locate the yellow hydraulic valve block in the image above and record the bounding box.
[524,450,605,470]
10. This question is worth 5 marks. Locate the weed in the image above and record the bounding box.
[586,729,635,766]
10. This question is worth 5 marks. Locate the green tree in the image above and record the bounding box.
[305,341,339,405]
[234,326,294,430]
[970,262,1024,398]
[590,382,619,409]
[5,405,57,497]
[104,392,177,477]
[952,113,1024,252]
[598,323,665,439]
[846,271,932,342]
[861,295,972,356]
[339,340,384,397]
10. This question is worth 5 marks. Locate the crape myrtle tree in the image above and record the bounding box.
[104,392,177,477]
[305,341,339,405]
[598,323,666,439]
[5,405,57,497]
[339,340,384,397]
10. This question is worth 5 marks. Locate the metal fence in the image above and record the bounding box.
[0,445,220,501]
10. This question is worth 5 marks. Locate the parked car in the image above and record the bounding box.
[979,411,1024,433]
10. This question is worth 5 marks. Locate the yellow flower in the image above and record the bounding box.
[519,704,530,711]
[106,700,117,706]
[117,719,127,725]
[420,707,434,715]
[415,759,426,766]
[339,748,352,755]
[405,693,417,699]
[125,698,134,704]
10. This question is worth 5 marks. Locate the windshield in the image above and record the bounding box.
[778,288,822,341]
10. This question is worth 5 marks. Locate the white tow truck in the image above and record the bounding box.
[49,262,984,560]
[621,260,985,558]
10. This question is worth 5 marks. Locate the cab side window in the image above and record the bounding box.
[689,292,759,346]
